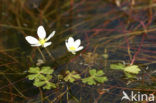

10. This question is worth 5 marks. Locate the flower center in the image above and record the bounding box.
[39,39,46,45]
[69,46,76,51]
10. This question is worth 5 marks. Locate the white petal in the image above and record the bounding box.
[67,37,74,48]
[45,31,55,41]
[65,42,70,50]
[43,42,51,47]
[74,39,81,48]
[37,26,46,39]
[25,36,39,44]
[68,37,74,44]
[31,43,41,47]
[76,46,84,51]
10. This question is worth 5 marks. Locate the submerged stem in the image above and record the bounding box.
[45,48,55,61]
[3,74,27,99]
[37,47,46,61]
[39,87,44,103]
[67,86,69,103]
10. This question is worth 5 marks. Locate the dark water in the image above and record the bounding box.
[0,0,156,103]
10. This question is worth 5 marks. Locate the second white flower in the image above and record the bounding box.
[65,37,84,54]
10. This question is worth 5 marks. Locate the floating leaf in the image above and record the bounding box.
[28,67,40,73]
[110,63,141,78]
[27,66,56,90]
[40,66,54,74]
[96,70,104,76]
[82,69,107,85]
[64,71,81,83]
[125,72,137,78]
[43,82,56,89]
[94,76,108,83]
[110,63,125,70]
[27,74,45,80]
[124,65,141,74]
[89,69,96,75]
[34,80,45,87]
[82,77,96,85]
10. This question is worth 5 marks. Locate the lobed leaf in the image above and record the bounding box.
[64,70,81,83]
[43,82,56,89]
[34,80,45,87]
[27,66,56,90]
[28,67,40,73]
[89,69,96,76]
[110,63,125,70]
[124,65,141,74]
[41,66,54,74]
[82,69,107,85]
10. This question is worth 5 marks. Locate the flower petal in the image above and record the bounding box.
[43,42,51,47]
[68,37,74,44]
[45,31,55,41]
[31,44,41,47]
[37,26,46,39]
[25,36,39,44]
[65,42,70,50]
[76,46,84,51]
[74,39,81,48]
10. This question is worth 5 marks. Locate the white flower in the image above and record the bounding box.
[25,26,55,48]
[65,37,84,54]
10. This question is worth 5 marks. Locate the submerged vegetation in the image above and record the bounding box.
[0,0,156,103]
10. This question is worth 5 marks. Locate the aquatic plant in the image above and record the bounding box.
[27,67,108,89]
[27,66,56,89]
[1,0,156,102]
[110,63,141,78]
[82,69,108,85]
[64,70,81,83]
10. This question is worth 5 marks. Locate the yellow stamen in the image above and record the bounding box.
[39,39,46,45]
[69,46,76,51]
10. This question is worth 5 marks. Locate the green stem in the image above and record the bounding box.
[67,86,69,103]
[37,47,46,61]
[39,87,44,103]
[45,48,55,61]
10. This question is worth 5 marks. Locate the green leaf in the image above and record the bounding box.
[125,72,136,78]
[37,74,46,80]
[110,63,125,70]
[82,69,107,85]
[27,66,56,90]
[27,74,45,80]
[28,67,40,73]
[88,80,96,85]
[96,70,104,76]
[89,69,96,75]
[124,65,141,74]
[73,74,81,79]
[41,66,54,74]
[82,77,96,85]
[34,80,45,87]
[64,70,81,83]
[43,82,56,89]
[45,74,52,80]
[27,74,37,80]
[69,78,75,83]
[94,76,108,83]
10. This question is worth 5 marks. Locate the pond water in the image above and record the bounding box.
[0,0,156,103]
